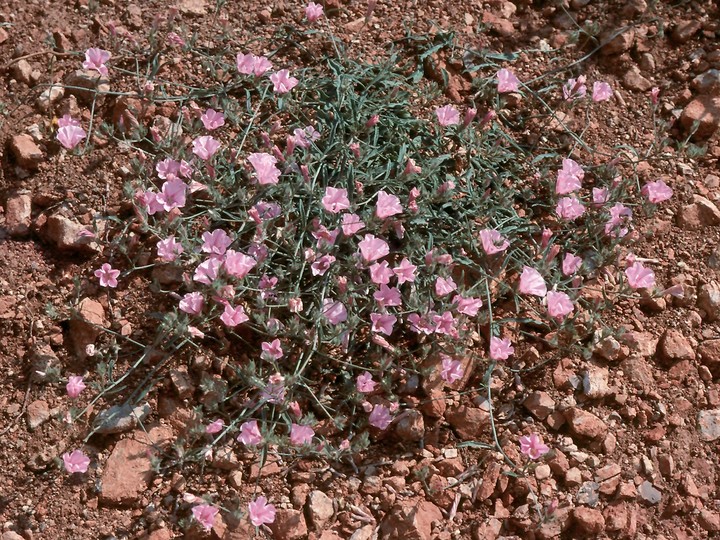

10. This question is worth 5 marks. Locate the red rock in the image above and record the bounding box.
[473,518,502,540]
[42,214,98,252]
[5,192,32,237]
[671,20,702,43]
[699,509,720,532]
[307,490,334,530]
[10,134,44,169]
[394,409,424,441]
[26,399,50,430]
[601,28,635,55]
[444,405,489,439]
[421,389,446,418]
[476,461,501,500]
[572,506,605,534]
[698,339,720,377]
[657,329,695,364]
[379,499,442,540]
[596,463,622,495]
[698,409,720,441]
[69,297,106,358]
[604,503,637,536]
[523,391,555,420]
[269,509,307,540]
[100,427,173,505]
[564,408,608,439]
[679,95,720,139]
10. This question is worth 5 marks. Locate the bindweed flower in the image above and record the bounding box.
[605,203,632,237]
[393,258,417,284]
[321,298,348,324]
[66,376,86,398]
[556,196,585,221]
[555,158,584,194]
[305,1,324,21]
[193,257,221,284]
[519,266,547,297]
[358,234,389,263]
[454,295,483,316]
[497,68,520,93]
[261,339,284,360]
[322,187,350,213]
[270,69,299,94]
[236,53,272,76]
[562,76,587,101]
[356,371,377,392]
[248,152,281,185]
[435,105,460,126]
[224,250,256,279]
[489,336,514,361]
[311,254,336,276]
[519,433,549,459]
[179,292,205,316]
[200,108,225,130]
[369,261,393,285]
[368,404,392,429]
[290,423,315,445]
[220,304,249,327]
[370,312,397,335]
[94,263,120,288]
[375,191,403,219]
[157,236,184,261]
[373,285,402,308]
[82,48,111,76]
[237,420,263,446]
[650,86,660,105]
[57,125,86,150]
[562,253,583,276]
[158,179,188,211]
[58,114,81,128]
[201,229,232,256]
[248,496,276,527]
[339,213,363,237]
[292,125,321,148]
[192,504,219,531]
[625,262,655,289]
[479,229,510,255]
[642,179,673,203]
[206,419,224,434]
[546,290,574,319]
[434,276,457,297]
[192,135,220,160]
[592,187,609,207]
[63,449,90,473]
[592,81,613,102]
[440,355,463,383]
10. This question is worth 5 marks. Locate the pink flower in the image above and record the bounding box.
[63,449,90,473]
[94,263,120,288]
[58,114,81,128]
[497,68,520,93]
[201,229,232,256]
[435,105,460,126]
[555,196,585,221]
[519,266,547,297]
[435,276,457,296]
[408,186,420,213]
[270,69,299,94]
[393,258,417,284]
[625,262,655,289]
[368,404,393,430]
[167,32,185,47]
[200,108,225,130]
[358,234,389,263]
[479,229,509,255]
[248,496,276,526]
[555,158,584,194]
[192,504,219,531]
[192,136,220,160]
[453,295,483,316]
[369,261,394,285]
[57,125,86,150]
[592,81,613,102]
[356,371,377,393]
[82,48,111,76]
[179,292,204,315]
[373,285,402,308]
[66,376,86,398]
[370,313,397,335]
[650,86,660,105]
[224,250,256,279]
[519,433,549,460]
[404,159,422,175]
[562,76,587,101]
[248,152,281,185]
[375,191,403,219]
[206,419,224,434]
[292,125,320,148]
[433,311,457,336]
[288,297,303,313]
[290,423,315,445]
[605,203,632,237]
[562,253,583,276]
[220,304,249,326]
[592,187,609,206]
[440,355,463,383]
[157,236,184,261]
[321,299,347,324]
[237,420,263,446]
[236,53,272,76]
[305,1,324,21]
[490,336,514,361]
[158,179,188,211]
[546,290,574,319]
[311,254,336,276]
[322,187,350,213]
[642,180,673,203]
[194,257,222,285]
[261,339,284,360]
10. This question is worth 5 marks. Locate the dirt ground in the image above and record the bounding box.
[1,0,720,539]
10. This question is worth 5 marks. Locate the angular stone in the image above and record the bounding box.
[177,0,208,16]
[638,481,661,504]
[270,509,308,540]
[523,391,555,420]
[698,281,720,321]
[698,409,720,441]
[26,399,50,430]
[444,405,490,439]
[5,192,32,237]
[601,28,634,55]
[693,69,720,95]
[698,339,720,378]
[93,402,151,434]
[100,427,173,505]
[43,214,98,252]
[671,20,702,43]
[680,95,720,139]
[394,409,424,441]
[564,408,608,439]
[64,69,110,104]
[307,490,334,530]
[69,297,106,358]
[379,499,442,540]
[582,366,610,399]
[657,329,695,364]
[622,66,652,92]
[10,134,44,169]
[572,507,605,535]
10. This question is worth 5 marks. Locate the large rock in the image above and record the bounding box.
[657,329,695,364]
[307,490,334,530]
[10,134,44,169]
[100,426,173,505]
[64,69,110,104]
[69,297,106,359]
[269,509,307,540]
[679,95,720,139]
[5,192,32,237]
[379,499,443,540]
[564,408,608,439]
[698,409,720,442]
[444,405,490,439]
[42,214,98,252]
[698,339,720,378]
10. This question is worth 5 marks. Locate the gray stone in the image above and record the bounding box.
[93,402,151,434]
[698,409,720,441]
[638,481,661,504]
